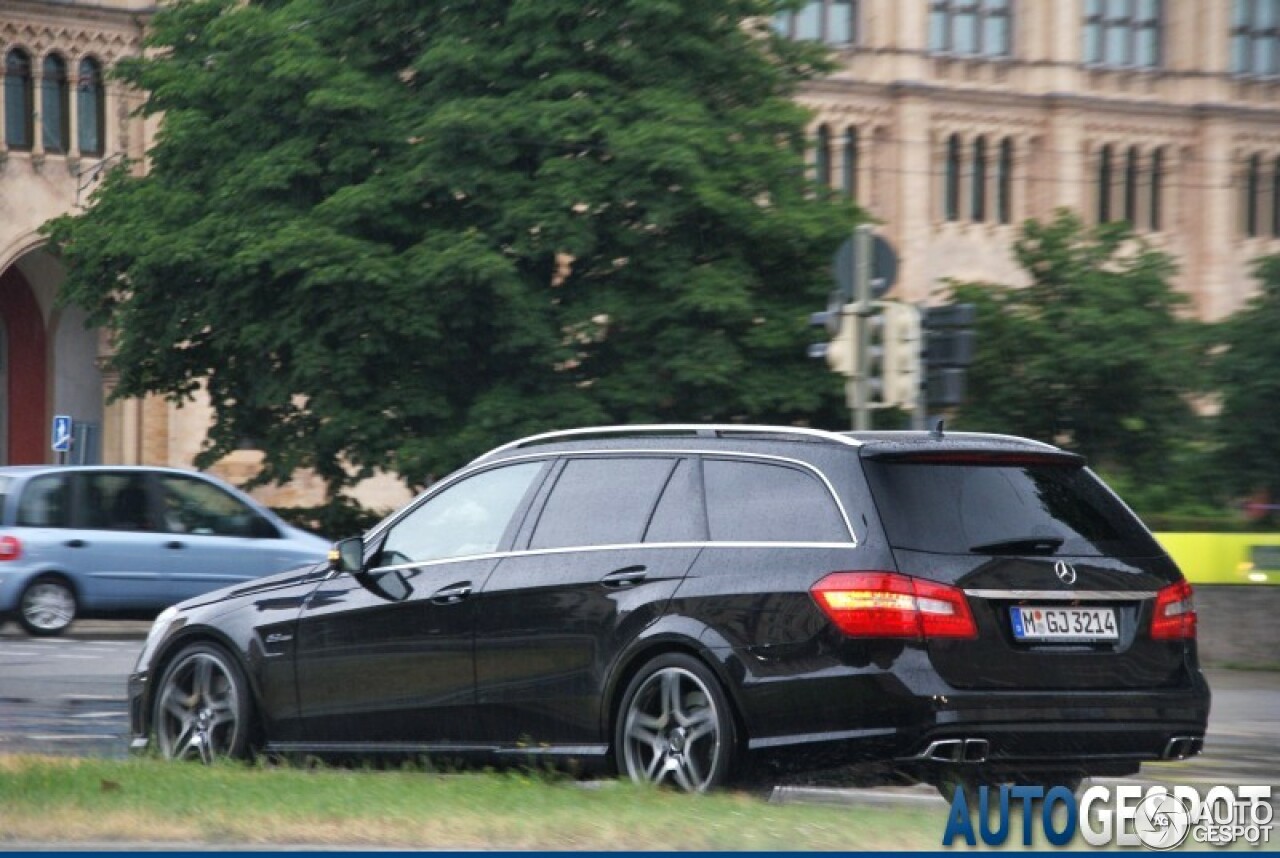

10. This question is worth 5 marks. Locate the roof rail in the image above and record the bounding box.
[474,424,861,463]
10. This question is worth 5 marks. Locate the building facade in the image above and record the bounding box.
[2,0,1277,493]
[787,0,1280,318]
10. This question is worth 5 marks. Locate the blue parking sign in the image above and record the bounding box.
[51,415,73,453]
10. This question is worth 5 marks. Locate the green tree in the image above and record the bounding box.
[947,210,1204,475]
[45,0,857,496]
[1212,254,1280,505]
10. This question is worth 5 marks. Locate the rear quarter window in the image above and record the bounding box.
[703,458,849,543]
[16,474,72,528]
[862,459,1161,557]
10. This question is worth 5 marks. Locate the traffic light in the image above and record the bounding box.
[808,304,857,377]
[923,303,976,408]
[878,301,922,409]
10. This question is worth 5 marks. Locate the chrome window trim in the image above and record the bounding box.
[964,589,1157,601]
[366,447,858,547]
[370,540,860,576]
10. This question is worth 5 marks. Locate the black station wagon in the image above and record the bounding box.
[128,425,1210,795]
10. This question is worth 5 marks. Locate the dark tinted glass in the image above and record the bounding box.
[530,458,675,550]
[83,472,159,532]
[17,474,71,527]
[862,461,1161,557]
[644,459,705,542]
[703,459,849,543]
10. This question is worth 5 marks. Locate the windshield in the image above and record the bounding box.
[0,475,10,519]
[862,459,1162,558]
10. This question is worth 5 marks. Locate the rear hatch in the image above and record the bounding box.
[861,447,1192,691]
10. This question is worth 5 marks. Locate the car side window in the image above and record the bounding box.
[703,458,849,543]
[529,457,676,550]
[378,461,545,566]
[644,459,706,542]
[158,474,278,538]
[16,474,71,528]
[82,472,162,532]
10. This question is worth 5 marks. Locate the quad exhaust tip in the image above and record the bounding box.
[1162,736,1203,760]
[919,738,990,764]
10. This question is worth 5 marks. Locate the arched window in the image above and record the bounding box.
[971,136,987,222]
[4,49,34,150]
[77,57,105,157]
[815,125,831,189]
[842,127,858,200]
[1124,147,1140,224]
[41,54,69,154]
[997,137,1013,224]
[1246,153,1261,237]
[1150,147,1164,232]
[945,134,961,221]
[1098,144,1114,223]
[1273,155,1280,239]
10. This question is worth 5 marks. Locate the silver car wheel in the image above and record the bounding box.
[19,579,77,635]
[155,649,245,763]
[621,666,724,793]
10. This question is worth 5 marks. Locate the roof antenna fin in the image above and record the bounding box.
[932,419,945,440]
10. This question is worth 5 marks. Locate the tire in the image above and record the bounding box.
[17,575,78,637]
[152,642,253,763]
[614,653,736,793]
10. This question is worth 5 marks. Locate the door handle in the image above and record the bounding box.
[601,565,648,588]
[165,541,186,550]
[64,539,87,549]
[430,582,472,605]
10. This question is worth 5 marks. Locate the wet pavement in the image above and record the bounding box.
[0,621,1276,801]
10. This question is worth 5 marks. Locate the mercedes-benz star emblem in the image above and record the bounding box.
[1054,560,1078,585]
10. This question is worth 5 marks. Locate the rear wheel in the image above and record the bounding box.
[153,643,252,763]
[615,653,736,793]
[17,576,77,636]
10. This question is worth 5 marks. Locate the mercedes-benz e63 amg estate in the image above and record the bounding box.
[128,425,1210,794]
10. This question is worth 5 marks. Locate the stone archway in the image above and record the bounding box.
[0,245,105,465]
[0,264,48,464]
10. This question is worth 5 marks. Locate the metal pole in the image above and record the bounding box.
[851,225,872,431]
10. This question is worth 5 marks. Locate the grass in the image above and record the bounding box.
[0,756,950,851]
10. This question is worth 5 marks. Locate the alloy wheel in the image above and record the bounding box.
[19,579,76,635]
[155,650,244,763]
[620,665,725,792]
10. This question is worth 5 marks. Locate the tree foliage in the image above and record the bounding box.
[45,0,857,494]
[947,210,1203,474]
[1211,254,1280,502]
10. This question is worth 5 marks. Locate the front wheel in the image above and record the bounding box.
[153,643,252,763]
[615,653,736,793]
[18,576,77,636]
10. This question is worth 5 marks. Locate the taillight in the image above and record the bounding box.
[1150,580,1196,640]
[811,572,977,640]
[0,535,20,561]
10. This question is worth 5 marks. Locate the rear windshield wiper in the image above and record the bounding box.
[969,536,1065,555]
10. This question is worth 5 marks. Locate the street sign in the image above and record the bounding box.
[832,234,898,302]
[51,415,73,453]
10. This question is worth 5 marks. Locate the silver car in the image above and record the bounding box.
[0,465,330,635]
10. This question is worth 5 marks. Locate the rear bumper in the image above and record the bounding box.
[724,645,1211,778]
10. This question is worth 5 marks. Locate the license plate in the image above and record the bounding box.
[1011,606,1119,641]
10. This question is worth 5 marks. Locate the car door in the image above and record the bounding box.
[474,455,702,749]
[65,470,176,610]
[154,472,313,602]
[291,459,550,748]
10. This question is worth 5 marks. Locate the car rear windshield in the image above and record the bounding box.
[862,457,1162,558]
[0,476,10,517]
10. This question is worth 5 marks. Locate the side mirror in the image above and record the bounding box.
[329,535,412,603]
[329,536,365,574]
